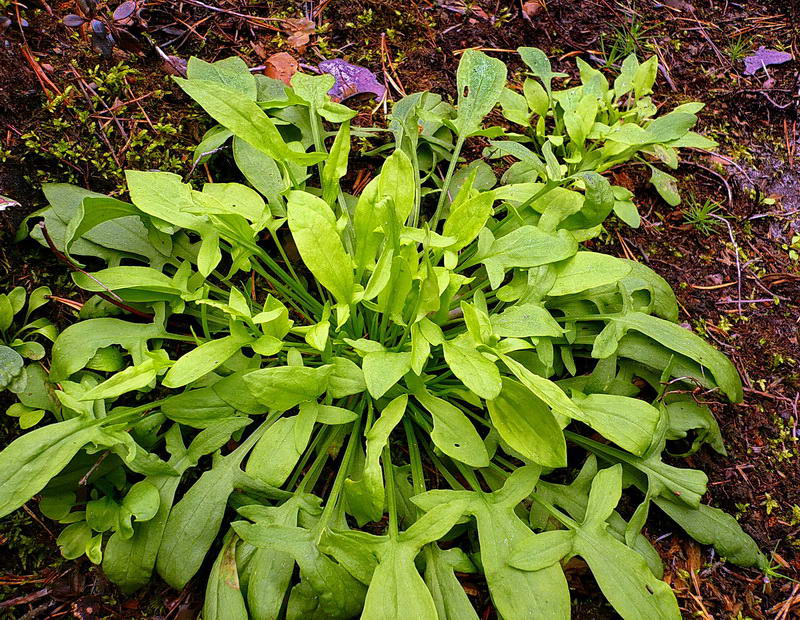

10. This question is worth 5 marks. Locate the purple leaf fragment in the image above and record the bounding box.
[113,0,137,23]
[318,59,386,102]
[63,14,87,27]
[743,46,793,76]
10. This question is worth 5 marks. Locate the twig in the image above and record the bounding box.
[79,451,110,486]
[709,214,743,314]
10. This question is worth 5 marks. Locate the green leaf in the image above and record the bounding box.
[573,467,681,620]
[50,319,166,382]
[414,390,489,467]
[203,531,248,620]
[648,165,681,206]
[487,377,566,467]
[232,136,287,204]
[453,50,507,136]
[470,226,577,289]
[175,78,324,164]
[287,190,354,304]
[163,335,250,388]
[345,395,407,524]
[322,121,351,204]
[103,421,246,593]
[328,356,367,398]
[0,345,24,390]
[413,467,571,620]
[362,351,412,399]
[245,365,331,411]
[442,191,495,251]
[597,312,743,402]
[654,498,767,569]
[0,416,112,517]
[572,392,660,456]
[247,415,311,487]
[157,423,280,589]
[491,303,562,338]
[82,351,171,400]
[424,546,479,620]
[187,56,256,99]
[441,337,501,400]
[518,47,565,97]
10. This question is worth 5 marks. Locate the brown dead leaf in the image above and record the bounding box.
[521,0,544,20]
[264,52,298,85]
[284,17,315,51]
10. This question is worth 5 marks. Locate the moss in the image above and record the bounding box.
[12,61,198,197]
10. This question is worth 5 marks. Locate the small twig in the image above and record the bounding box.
[79,451,110,486]
[709,214,743,314]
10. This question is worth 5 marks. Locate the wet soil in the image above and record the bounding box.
[1,0,799,617]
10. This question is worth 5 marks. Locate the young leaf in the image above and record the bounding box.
[487,377,567,467]
[287,190,354,304]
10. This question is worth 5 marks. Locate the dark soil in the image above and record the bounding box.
[1,0,799,618]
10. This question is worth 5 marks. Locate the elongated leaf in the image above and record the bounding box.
[487,378,566,467]
[454,50,507,136]
[287,191,354,304]
[176,78,324,164]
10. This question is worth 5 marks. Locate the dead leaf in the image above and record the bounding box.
[521,0,544,20]
[264,52,298,85]
[284,17,315,51]
[318,59,386,102]
[743,46,793,76]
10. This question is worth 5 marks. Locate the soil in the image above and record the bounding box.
[1,0,799,618]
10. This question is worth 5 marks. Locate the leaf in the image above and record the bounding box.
[441,337,501,400]
[453,50,507,136]
[50,319,166,382]
[424,546,479,620]
[414,390,489,467]
[654,498,767,569]
[648,166,681,206]
[442,191,495,251]
[175,78,324,164]
[378,150,416,226]
[413,467,571,620]
[0,345,24,390]
[322,122,351,204]
[491,303,562,338]
[328,356,367,398]
[245,365,331,411]
[345,395,407,524]
[163,335,250,388]
[362,351,412,399]
[0,416,111,517]
[187,56,256,100]
[156,423,280,589]
[469,227,577,289]
[248,418,302,488]
[203,531,248,620]
[287,191,354,304]
[743,46,793,75]
[318,58,387,102]
[264,52,298,85]
[233,521,366,618]
[487,377,566,467]
[572,392,660,456]
[232,137,287,205]
[573,467,681,620]
[103,421,247,593]
[81,351,170,401]
[596,312,743,402]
